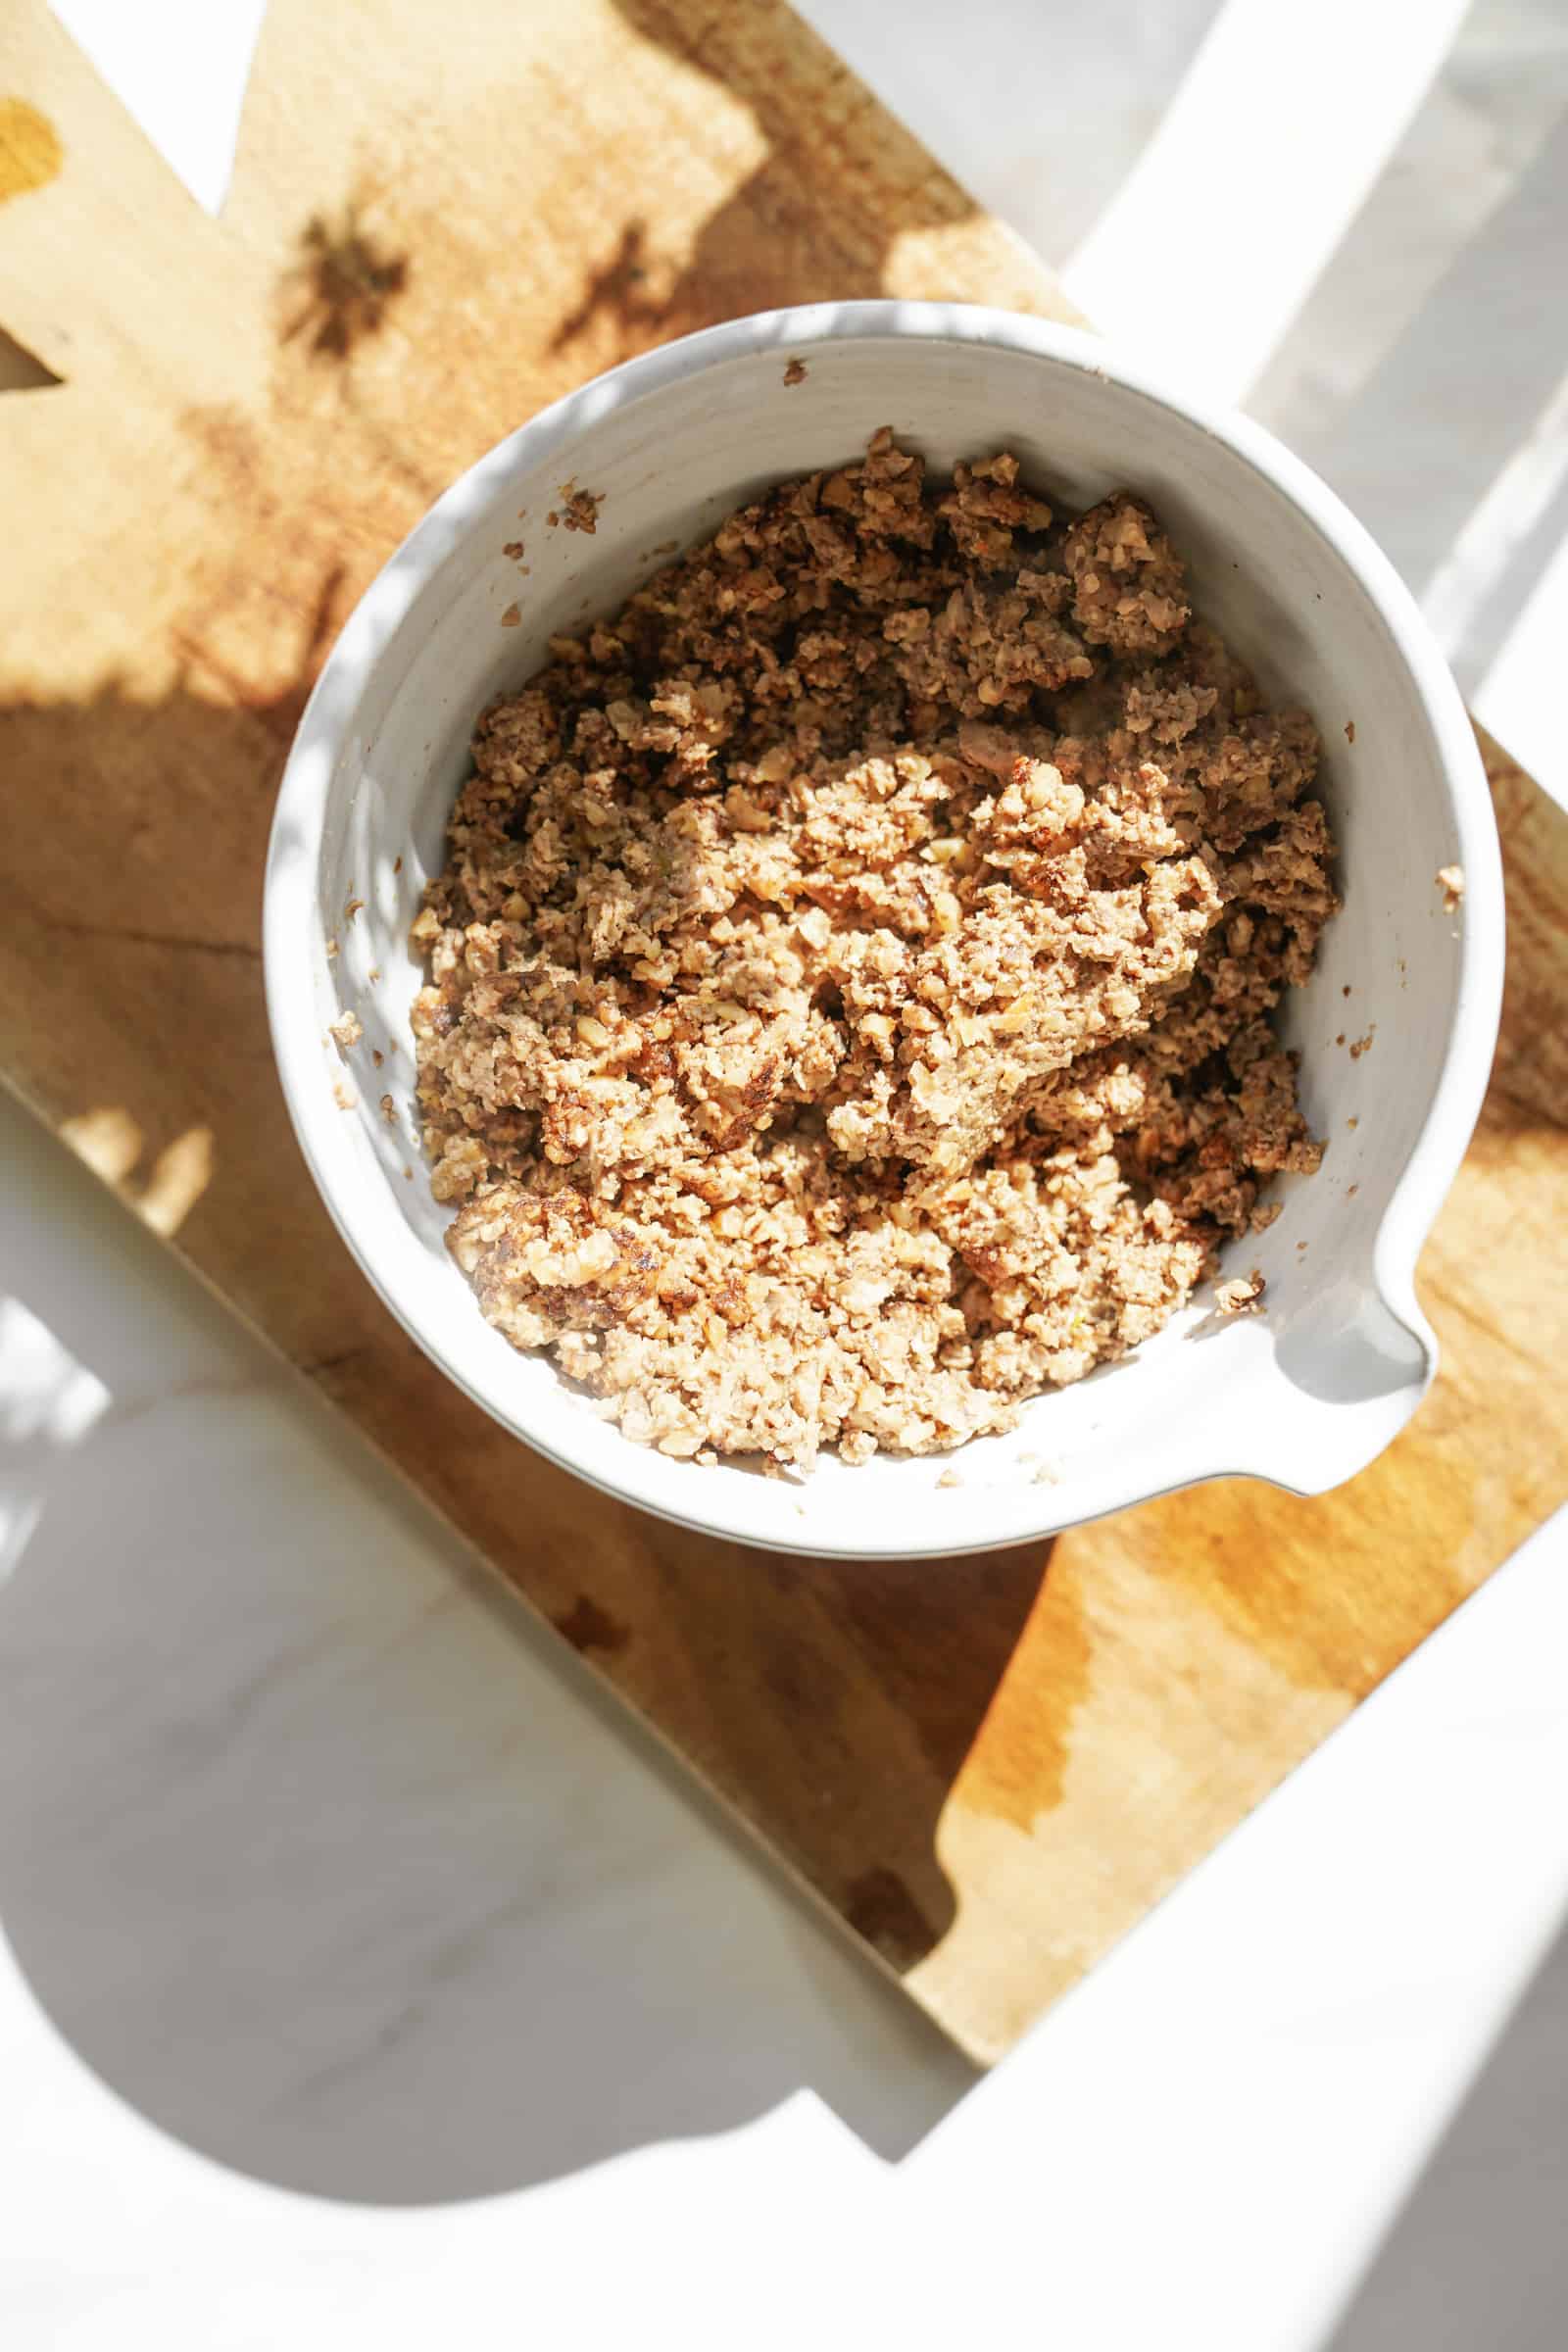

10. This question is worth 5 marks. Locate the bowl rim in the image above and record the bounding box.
[264,299,1505,1558]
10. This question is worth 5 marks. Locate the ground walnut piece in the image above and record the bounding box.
[412,431,1337,1467]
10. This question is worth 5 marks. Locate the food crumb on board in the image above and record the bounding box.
[412,433,1337,1467]
[332,1080,356,1111]
[1344,719,1355,743]
[1347,1114,1358,1128]
[936,1465,963,1489]
[1336,1032,1346,1046]
[1342,983,1351,997]
[504,541,525,560]
[1437,862,1465,912]
[501,603,521,627]
[1348,1183,1359,1198]
[328,1010,363,1052]
[783,357,808,386]
[1348,1026,1376,1059]
[1297,1239,1308,1251]
[379,1092,398,1126]
[1214,1270,1266,1317]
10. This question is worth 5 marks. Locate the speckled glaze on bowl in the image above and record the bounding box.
[264,303,1504,1558]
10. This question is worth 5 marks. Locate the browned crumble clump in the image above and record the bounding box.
[412,433,1337,1466]
[549,482,603,534]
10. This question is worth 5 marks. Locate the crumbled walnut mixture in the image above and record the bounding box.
[329,1010,363,1052]
[783,358,808,387]
[1214,1271,1266,1316]
[549,482,603,534]
[412,434,1336,1467]
[1437,863,1464,912]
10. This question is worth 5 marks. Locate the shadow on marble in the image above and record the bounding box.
[0,1098,976,2205]
[1320,1907,1568,2352]
[1255,97,1568,698]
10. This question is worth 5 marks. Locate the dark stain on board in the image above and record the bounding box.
[280,201,412,362]
[553,1593,632,1655]
[550,220,666,354]
[844,1866,937,1971]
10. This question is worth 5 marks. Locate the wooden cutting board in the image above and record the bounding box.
[3,0,1565,2065]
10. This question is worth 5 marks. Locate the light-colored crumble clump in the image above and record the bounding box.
[413,432,1337,1467]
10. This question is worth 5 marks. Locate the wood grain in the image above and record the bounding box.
[2,0,1563,2064]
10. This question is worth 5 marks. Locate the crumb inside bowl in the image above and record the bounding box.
[267,306,1499,1555]
[412,434,1336,1474]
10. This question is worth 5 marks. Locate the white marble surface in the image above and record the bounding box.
[6,7,1568,2345]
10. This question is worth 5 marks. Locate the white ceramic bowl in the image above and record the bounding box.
[265,302,1503,1558]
